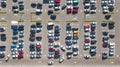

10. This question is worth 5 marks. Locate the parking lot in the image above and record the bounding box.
[0,0,120,67]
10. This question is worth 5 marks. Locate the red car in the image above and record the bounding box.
[48,40,54,43]
[55,50,60,55]
[18,51,24,55]
[84,25,90,28]
[49,48,55,52]
[72,7,79,13]
[67,9,72,13]
[30,34,35,37]
[18,54,23,59]
[102,42,108,47]
[36,45,41,49]
[55,0,60,3]
[84,39,91,43]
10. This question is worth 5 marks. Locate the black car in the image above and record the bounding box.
[61,5,67,10]
[102,52,108,60]
[101,22,107,27]
[31,24,36,28]
[102,31,109,36]
[37,3,42,9]
[91,40,97,44]
[48,10,53,15]
[109,34,115,39]
[29,37,35,42]
[18,25,24,31]
[13,0,17,2]
[0,34,6,41]
[36,22,42,28]
[50,15,56,20]
[0,28,5,32]
[31,3,36,8]
[1,1,7,8]
[105,15,111,20]
[108,22,115,29]
[36,36,42,41]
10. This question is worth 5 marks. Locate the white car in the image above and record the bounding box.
[67,0,73,5]
[36,9,42,13]
[90,9,96,13]
[66,46,72,49]
[59,56,65,63]
[54,6,60,10]
[36,42,41,46]
[84,3,90,7]
[90,0,97,4]
[67,5,73,9]
[48,60,54,65]
[60,45,66,51]
[54,42,60,47]
[109,42,115,49]
[49,0,54,7]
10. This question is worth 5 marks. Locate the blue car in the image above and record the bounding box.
[11,45,16,49]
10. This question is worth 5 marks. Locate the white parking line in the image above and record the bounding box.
[74,62,77,64]
[9,9,11,12]
[44,9,47,12]
[37,18,41,20]
[1,17,5,20]
[116,55,119,57]
[0,61,2,63]
[116,10,118,12]
[110,62,114,64]
[38,61,42,63]
[27,9,29,12]
[73,18,77,20]
[81,10,82,12]
[98,10,100,12]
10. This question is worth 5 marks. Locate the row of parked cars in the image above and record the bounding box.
[12,0,24,13]
[101,0,115,14]
[10,24,24,59]
[0,46,6,58]
[47,22,65,65]
[66,0,79,14]
[84,22,97,59]
[49,0,61,11]
[29,22,42,42]
[29,22,42,59]
[65,23,79,59]
[0,27,6,41]
[31,3,43,15]
[83,0,97,14]
[101,21,115,60]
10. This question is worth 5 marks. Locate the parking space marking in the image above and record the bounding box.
[116,10,118,12]
[38,61,42,63]
[44,9,47,12]
[110,62,114,64]
[0,61,2,63]
[116,55,119,57]
[27,9,29,12]
[1,17,5,20]
[98,10,100,12]
[81,10,82,12]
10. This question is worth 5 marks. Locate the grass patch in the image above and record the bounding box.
[0,12,7,14]
[19,12,25,14]
[84,20,96,22]
[30,12,36,14]
[17,20,24,22]
[72,56,78,59]
[53,12,60,14]
[66,20,78,22]
[0,20,7,22]
[102,20,114,22]
[30,20,42,22]
[48,20,60,22]
[90,56,96,59]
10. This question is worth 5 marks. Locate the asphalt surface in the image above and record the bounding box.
[0,0,120,67]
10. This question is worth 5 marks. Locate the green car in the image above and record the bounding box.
[19,4,24,11]
[73,0,79,5]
